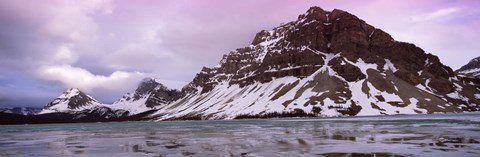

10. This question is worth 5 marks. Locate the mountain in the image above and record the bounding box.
[110,78,181,115]
[23,6,480,124]
[39,88,105,114]
[457,56,480,77]
[0,107,42,115]
[0,108,154,125]
[20,79,178,124]
[37,88,136,121]
[2,88,157,125]
[149,7,480,120]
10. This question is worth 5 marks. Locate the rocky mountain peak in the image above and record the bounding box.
[43,88,101,112]
[297,7,328,24]
[189,7,455,94]
[111,77,182,114]
[152,6,480,120]
[133,77,168,100]
[62,88,81,96]
[474,57,480,62]
[297,7,350,24]
[457,56,480,77]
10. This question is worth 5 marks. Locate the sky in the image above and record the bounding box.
[0,0,479,108]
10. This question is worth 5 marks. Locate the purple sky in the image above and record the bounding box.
[0,0,479,107]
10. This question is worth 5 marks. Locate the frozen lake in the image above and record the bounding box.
[1,112,480,157]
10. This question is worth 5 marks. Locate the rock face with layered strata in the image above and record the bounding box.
[152,7,480,120]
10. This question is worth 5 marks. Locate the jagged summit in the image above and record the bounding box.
[150,6,480,120]
[297,7,347,24]
[188,6,454,93]
[110,77,181,115]
[133,78,168,100]
[56,88,82,98]
[39,88,103,114]
[457,56,480,77]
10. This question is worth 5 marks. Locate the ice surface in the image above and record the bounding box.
[1,113,479,157]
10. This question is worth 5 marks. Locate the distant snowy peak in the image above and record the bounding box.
[39,88,103,114]
[133,78,170,100]
[39,78,182,116]
[113,77,176,105]
[457,56,480,77]
[111,78,181,115]
[0,107,42,115]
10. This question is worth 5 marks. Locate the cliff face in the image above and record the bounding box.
[185,7,455,92]
[152,7,480,120]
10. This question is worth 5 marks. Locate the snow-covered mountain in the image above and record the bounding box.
[110,78,181,115]
[149,7,480,120]
[457,56,480,77]
[39,88,105,114]
[37,78,180,118]
[0,107,42,115]
[36,7,480,122]
[37,88,132,121]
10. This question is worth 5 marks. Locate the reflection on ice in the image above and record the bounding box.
[0,113,479,157]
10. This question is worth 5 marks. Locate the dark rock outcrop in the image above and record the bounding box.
[457,56,480,77]
[111,78,182,115]
[135,78,181,108]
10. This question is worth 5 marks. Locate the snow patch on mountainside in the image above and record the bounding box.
[384,59,399,72]
[110,93,151,115]
[458,68,480,76]
[154,65,439,120]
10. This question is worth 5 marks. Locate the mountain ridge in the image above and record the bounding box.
[457,56,480,77]
[39,88,105,114]
[150,6,479,120]
[0,107,42,115]
[34,6,480,122]
[110,77,181,115]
